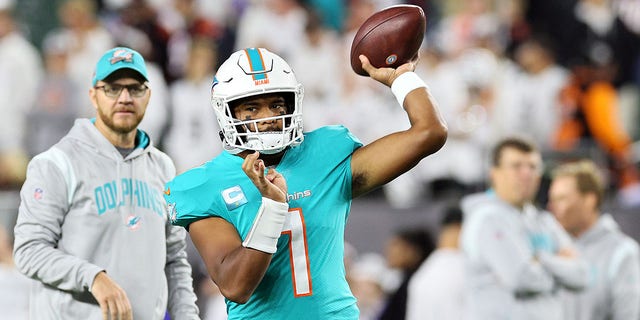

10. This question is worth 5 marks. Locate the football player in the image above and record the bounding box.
[164,47,447,319]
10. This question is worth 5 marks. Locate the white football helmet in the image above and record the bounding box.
[211,48,304,154]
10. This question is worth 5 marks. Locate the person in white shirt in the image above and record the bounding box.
[406,205,466,320]
[163,38,222,173]
[0,0,42,189]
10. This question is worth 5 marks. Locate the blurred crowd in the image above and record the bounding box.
[0,0,639,318]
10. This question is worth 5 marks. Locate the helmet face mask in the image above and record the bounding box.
[211,48,304,154]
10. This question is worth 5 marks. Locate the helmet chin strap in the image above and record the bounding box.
[259,148,285,155]
[244,132,290,154]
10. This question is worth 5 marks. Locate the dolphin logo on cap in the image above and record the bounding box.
[110,49,134,64]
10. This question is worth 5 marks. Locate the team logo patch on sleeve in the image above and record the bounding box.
[166,202,177,223]
[222,185,248,211]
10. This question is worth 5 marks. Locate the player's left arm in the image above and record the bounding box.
[164,221,200,318]
[350,55,447,197]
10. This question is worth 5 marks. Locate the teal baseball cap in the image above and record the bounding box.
[92,47,148,86]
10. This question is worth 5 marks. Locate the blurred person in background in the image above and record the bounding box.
[509,36,569,151]
[460,137,588,320]
[413,46,495,201]
[124,38,171,145]
[288,8,343,131]
[548,159,640,320]
[199,279,227,320]
[349,252,390,320]
[134,46,171,145]
[0,0,42,190]
[43,0,115,118]
[184,234,227,320]
[524,0,639,138]
[101,10,171,144]
[0,224,30,319]
[406,205,466,320]
[164,37,222,173]
[116,0,171,80]
[433,0,503,57]
[24,33,81,159]
[165,0,224,80]
[378,227,435,320]
[13,47,199,319]
[553,54,640,208]
[571,0,639,87]
[234,0,307,59]
[523,0,640,207]
[578,0,640,144]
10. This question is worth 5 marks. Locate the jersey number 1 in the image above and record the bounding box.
[282,208,312,297]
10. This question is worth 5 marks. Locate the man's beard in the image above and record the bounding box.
[97,107,144,134]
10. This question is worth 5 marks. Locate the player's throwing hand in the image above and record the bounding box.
[359,54,418,87]
[242,151,288,203]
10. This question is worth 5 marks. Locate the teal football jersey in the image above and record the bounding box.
[165,126,363,320]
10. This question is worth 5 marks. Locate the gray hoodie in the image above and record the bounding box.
[460,192,588,320]
[13,119,199,319]
[561,214,640,320]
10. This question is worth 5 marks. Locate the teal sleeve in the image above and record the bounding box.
[164,167,224,229]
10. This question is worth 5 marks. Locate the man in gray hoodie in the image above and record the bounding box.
[460,137,588,320]
[13,47,199,319]
[549,160,640,320]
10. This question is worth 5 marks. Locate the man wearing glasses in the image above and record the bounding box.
[13,47,200,320]
[459,137,589,320]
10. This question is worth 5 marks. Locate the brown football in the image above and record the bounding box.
[350,5,426,76]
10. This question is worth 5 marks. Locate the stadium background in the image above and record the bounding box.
[0,0,639,318]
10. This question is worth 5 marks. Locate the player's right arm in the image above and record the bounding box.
[189,151,288,303]
[350,55,447,197]
[189,217,272,303]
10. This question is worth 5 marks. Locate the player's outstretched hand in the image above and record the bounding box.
[359,54,418,87]
[91,271,133,320]
[242,151,288,203]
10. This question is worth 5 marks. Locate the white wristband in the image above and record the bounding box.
[242,197,289,254]
[391,72,427,107]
